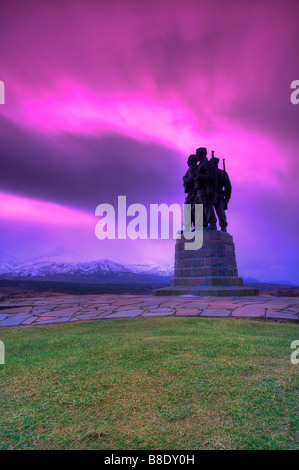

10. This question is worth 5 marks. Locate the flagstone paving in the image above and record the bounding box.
[0,294,298,327]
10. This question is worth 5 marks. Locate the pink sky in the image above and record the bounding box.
[1,0,299,281]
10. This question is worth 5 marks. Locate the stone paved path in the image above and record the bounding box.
[0,294,298,327]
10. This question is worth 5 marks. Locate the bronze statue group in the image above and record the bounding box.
[183,147,232,233]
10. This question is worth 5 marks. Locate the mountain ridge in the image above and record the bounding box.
[0,250,296,287]
[0,250,173,283]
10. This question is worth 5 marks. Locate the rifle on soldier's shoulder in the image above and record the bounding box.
[209,150,217,202]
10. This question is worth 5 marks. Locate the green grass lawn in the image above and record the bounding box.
[0,317,298,450]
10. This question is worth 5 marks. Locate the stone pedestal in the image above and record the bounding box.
[154,231,259,296]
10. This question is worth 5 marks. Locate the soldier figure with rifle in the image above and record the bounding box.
[180,147,232,233]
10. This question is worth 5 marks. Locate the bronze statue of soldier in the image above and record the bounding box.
[212,157,232,232]
[208,156,232,232]
[193,147,216,229]
[181,147,232,233]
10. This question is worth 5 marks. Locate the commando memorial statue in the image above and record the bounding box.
[182,147,232,233]
[154,146,259,297]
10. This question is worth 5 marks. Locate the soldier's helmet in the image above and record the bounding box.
[196,147,207,157]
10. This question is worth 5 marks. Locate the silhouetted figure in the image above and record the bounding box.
[209,157,232,232]
[193,147,215,229]
[183,154,198,229]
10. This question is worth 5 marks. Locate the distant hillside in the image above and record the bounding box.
[0,250,297,295]
[242,276,296,290]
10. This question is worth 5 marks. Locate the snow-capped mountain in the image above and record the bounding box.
[25,247,85,264]
[0,252,21,273]
[0,250,295,288]
[0,249,173,283]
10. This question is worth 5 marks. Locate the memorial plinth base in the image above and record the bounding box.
[154,231,259,297]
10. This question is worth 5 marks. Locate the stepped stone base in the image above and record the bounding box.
[154,230,259,297]
[154,285,259,296]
